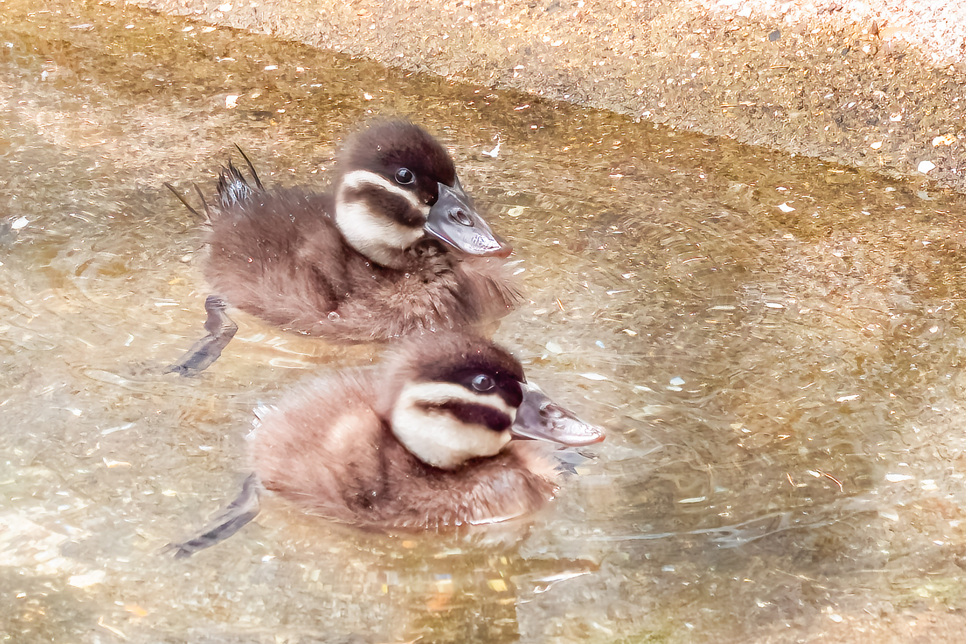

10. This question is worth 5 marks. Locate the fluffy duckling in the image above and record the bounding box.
[254,333,602,530]
[169,333,603,555]
[168,121,517,375]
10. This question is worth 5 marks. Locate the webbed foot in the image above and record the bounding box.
[166,473,262,558]
[165,295,238,376]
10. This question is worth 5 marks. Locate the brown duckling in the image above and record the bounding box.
[254,332,602,530]
[167,121,518,375]
[169,333,603,556]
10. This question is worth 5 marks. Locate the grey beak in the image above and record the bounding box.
[424,179,512,257]
[511,384,605,447]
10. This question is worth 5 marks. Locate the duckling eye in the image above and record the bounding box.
[394,168,415,185]
[470,374,496,393]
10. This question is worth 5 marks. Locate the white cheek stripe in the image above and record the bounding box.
[340,170,430,215]
[391,381,516,469]
[335,198,425,265]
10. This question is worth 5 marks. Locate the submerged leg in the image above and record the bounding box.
[166,473,262,559]
[165,295,238,376]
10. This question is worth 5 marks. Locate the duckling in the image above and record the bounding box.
[167,121,517,375]
[253,332,602,531]
[169,333,603,556]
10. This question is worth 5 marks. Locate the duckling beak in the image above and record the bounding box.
[425,180,512,258]
[511,385,605,447]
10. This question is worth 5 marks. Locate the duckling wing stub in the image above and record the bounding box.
[202,188,348,332]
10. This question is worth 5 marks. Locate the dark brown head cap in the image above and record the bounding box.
[377,332,525,416]
[338,120,457,196]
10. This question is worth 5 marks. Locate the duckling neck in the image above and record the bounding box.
[334,180,426,270]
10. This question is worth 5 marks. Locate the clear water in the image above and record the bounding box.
[4,1,966,642]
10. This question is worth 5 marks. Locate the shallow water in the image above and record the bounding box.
[4,1,966,642]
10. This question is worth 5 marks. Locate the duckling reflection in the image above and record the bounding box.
[170,333,603,557]
[167,121,518,375]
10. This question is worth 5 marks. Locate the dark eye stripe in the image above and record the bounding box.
[342,184,424,227]
[416,400,512,432]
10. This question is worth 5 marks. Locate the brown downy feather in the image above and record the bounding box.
[198,121,518,343]
[251,335,557,531]
[202,185,519,343]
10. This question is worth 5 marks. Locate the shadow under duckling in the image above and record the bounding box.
[169,332,603,557]
[167,121,519,375]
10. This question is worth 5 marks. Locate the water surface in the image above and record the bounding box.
[3,1,966,642]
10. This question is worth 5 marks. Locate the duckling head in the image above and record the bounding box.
[335,121,511,269]
[378,333,525,469]
[378,333,605,470]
